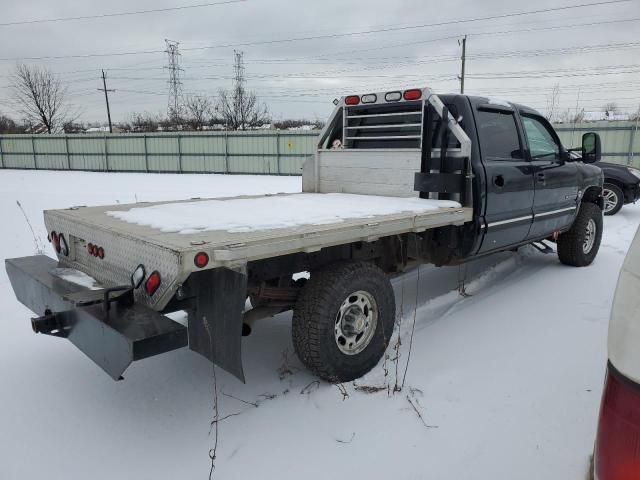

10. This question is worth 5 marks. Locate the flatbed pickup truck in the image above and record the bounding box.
[6,87,604,383]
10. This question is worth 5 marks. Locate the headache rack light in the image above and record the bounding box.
[344,95,360,105]
[403,89,422,101]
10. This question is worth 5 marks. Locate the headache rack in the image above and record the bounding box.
[316,88,473,207]
[343,98,424,149]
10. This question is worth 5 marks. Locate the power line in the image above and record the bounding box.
[0,0,631,62]
[0,0,247,27]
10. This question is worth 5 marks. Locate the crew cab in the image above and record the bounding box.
[5,87,605,383]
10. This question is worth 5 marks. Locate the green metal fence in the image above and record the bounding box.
[0,121,638,174]
[554,121,640,169]
[0,131,319,175]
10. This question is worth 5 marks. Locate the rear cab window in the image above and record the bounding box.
[475,109,523,160]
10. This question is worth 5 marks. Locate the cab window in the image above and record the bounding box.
[522,115,561,160]
[476,109,522,160]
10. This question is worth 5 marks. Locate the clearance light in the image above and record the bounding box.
[194,252,209,268]
[344,95,360,105]
[145,271,161,296]
[51,232,61,253]
[131,264,146,289]
[361,94,377,104]
[97,247,105,259]
[403,89,422,101]
[385,91,402,102]
[59,234,69,256]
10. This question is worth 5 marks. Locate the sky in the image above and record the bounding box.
[0,0,639,125]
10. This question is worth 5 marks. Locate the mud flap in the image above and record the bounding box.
[185,267,248,382]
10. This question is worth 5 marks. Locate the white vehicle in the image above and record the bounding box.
[592,226,640,479]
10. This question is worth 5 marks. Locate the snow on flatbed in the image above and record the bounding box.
[2,170,639,480]
[106,193,461,234]
[49,192,470,266]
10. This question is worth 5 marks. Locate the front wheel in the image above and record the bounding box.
[557,202,603,267]
[602,183,624,216]
[292,262,396,383]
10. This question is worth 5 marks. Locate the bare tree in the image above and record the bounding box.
[128,112,162,132]
[558,108,585,124]
[603,102,618,118]
[216,87,269,130]
[184,95,214,130]
[0,113,26,134]
[545,83,561,122]
[11,64,72,133]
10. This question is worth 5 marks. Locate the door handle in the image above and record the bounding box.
[493,175,505,187]
[537,172,546,182]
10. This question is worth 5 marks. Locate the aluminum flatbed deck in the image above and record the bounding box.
[50,193,471,264]
[44,192,472,309]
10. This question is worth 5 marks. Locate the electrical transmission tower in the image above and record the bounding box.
[164,39,184,123]
[233,50,246,129]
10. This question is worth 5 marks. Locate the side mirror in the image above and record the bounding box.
[582,132,601,163]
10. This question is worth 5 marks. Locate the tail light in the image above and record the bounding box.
[145,271,161,296]
[59,233,69,256]
[194,252,209,268]
[403,89,422,101]
[344,95,360,105]
[594,363,640,480]
[51,232,60,253]
[131,264,146,289]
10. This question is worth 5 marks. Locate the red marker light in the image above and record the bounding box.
[403,89,422,101]
[344,95,360,105]
[145,271,161,296]
[97,247,104,259]
[194,252,209,268]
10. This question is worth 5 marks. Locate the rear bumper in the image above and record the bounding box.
[5,255,188,380]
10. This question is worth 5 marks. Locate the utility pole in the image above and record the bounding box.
[98,70,115,133]
[459,35,467,94]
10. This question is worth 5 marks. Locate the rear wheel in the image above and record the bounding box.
[557,202,603,267]
[602,183,624,216]
[292,261,395,383]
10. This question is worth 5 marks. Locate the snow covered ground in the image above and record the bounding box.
[0,169,638,480]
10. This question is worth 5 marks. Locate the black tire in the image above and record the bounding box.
[292,261,396,383]
[557,202,603,267]
[602,183,624,216]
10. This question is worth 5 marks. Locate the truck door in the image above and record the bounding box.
[520,113,579,239]
[476,106,535,253]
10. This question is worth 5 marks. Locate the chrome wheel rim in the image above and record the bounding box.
[602,188,618,213]
[334,290,378,355]
[583,218,597,254]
